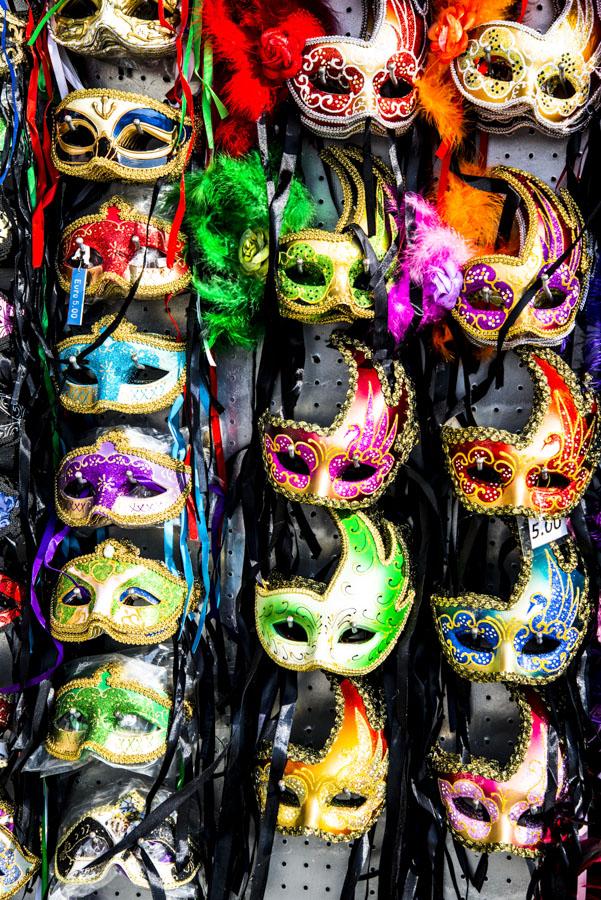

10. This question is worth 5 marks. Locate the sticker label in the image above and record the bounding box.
[67,268,86,326]
[528,517,569,549]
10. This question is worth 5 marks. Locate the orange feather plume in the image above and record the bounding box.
[436,165,505,254]
[416,60,466,147]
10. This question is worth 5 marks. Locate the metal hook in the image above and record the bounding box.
[130,352,145,370]
[133,117,143,135]
[288,446,295,459]
[541,273,553,301]
[387,61,398,88]
[125,469,138,485]
[64,114,76,132]
[68,354,80,370]
[286,616,294,628]
[362,257,370,274]
[352,453,360,469]
[74,471,86,483]
[476,458,484,472]
[558,63,567,88]
[296,257,304,274]
[484,44,492,66]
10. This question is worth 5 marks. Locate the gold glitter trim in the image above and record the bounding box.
[0,824,39,898]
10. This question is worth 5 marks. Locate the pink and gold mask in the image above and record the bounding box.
[432,694,566,856]
[260,334,417,508]
[454,167,591,348]
[255,679,387,841]
[288,0,427,137]
[442,348,600,517]
[452,0,601,135]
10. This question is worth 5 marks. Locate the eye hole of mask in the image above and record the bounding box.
[477,55,514,83]
[275,451,311,477]
[68,247,103,269]
[114,711,158,733]
[125,480,166,499]
[455,629,495,653]
[338,626,376,644]
[66,363,98,386]
[57,708,88,732]
[351,268,372,293]
[337,462,378,483]
[72,833,110,860]
[143,838,176,864]
[516,805,545,829]
[533,469,571,489]
[466,287,505,311]
[273,620,308,643]
[279,786,301,808]
[64,476,93,498]
[284,259,326,288]
[117,127,171,154]
[62,584,93,606]
[540,74,576,100]
[532,287,567,310]
[130,247,168,269]
[452,796,491,822]
[60,121,96,149]
[127,365,169,386]
[330,791,367,809]
[465,463,505,485]
[309,70,351,95]
[379,75,413,100]
[521,634,562,655]
[120,587,160,608]
[58,0,98,19]
[128,0,165,20]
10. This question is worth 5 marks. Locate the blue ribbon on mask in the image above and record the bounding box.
[0,0,19,187]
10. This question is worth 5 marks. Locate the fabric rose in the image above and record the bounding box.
[428,6,477,63]
[259,28,303,82]
[422,259,464,317]
[238,227,269,278]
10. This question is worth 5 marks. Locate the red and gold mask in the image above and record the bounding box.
[432,694,566,856]
[255,680,387,841]
[260,334,417,508]
[442,348,600,517]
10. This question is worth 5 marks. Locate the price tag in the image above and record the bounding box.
[528,517,569,549]
[67,268,86,326]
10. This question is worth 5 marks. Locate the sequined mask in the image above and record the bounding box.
[55,789,200,889]
[452,0,601,135]
[432,694,566,856]
[0,9,25,75]
[432,537,590,683]
[52,89,193,182]
[45,662,172,764]
[50,0,178,58]
[51,540,199,644]
[256,680,387,841]
[256,510,414,674]
[0,815,39,899]
[277,147,397,325]
[289,0,427,137]
[57,317,186,415]
[57,198,191,300]
[454,167,591,348]
[55,430,191,528]
[260,334,417,508]
[442,348,600,517]
[0,574,22,632]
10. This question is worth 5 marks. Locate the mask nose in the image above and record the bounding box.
[92,581,115,618]
[313,625,333,670]
[300,795,322,832]
[310,464,334,501]
[498,639,515,675]
[504,474,530,511]
[96,136,112,158]
[93,480,119,514]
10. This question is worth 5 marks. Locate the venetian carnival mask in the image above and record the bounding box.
[256,679,387,841]
[277,147,398,325]
[55,789,200,889]
[442,348,600,517]
[432,536,591,683]
[452,0,601,135]
[55,429,191,528]
[57,317,186,415]
[50,0,178,59]
[260,334,417,508]
[51,540,199,644]
[57,197,191,300]
[256,510,414,675]
[288,0,427,137]
[0,574,22,632]
[432,694,566,856]
[0,796,39,899]
[45,660,172,765]
[52,89,193,182]
[454,167,591,348]
[0,9,25,75]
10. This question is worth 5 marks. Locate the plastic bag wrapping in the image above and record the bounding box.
[48,769,204,899]
[24,649,197,776]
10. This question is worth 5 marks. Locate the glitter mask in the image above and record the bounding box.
[452,0,601,135]
[0,10,25,75]
[51,540,199,645]
[45,662,172,764]
[56,198,191,300]
[0,480,19,541]
[52,89,193,182]
[256,680,387,841]
[454,167,591,348]
[256,510,414,675]
[442,348,600,518]
[0,803,39,900]
[431,694,566,856]
[260,334,417,508]
[50,0,178,58]
[57,317,186,415]
[277,147,398,324]
[288,0,427,137]
[55,789,200,889]
[55,430,191,528]
[432,537,590,683]
[0,574,22,632]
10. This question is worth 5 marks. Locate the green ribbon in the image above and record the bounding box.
[27,0,68,45]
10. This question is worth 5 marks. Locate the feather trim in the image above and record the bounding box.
[436,168,505,253]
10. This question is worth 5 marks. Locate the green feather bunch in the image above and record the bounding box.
[183,152,315,349]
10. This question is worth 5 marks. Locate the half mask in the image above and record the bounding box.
[55,429,191,528]
[432,694,566,856]
[454,167,591,348]
[50,0,178,58]
[52,89,193,182]
[57,197,191,300]
[51,539,199,644]
[256,679,387,841]
[260,334,417,508]
[277,147,398,325]
[442,348,600,517]
[57,317,186,415]
[0,795,39,899]
[288,0,427,137]
[256,510,414,674]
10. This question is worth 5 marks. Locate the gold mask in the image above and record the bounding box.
[0,9,25,75]
[50,0,178,59]
[452,0,601,135]
[255,679,387,841]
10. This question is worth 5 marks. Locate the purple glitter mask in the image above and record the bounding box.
[55,429,191,528]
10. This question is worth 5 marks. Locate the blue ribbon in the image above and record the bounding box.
[0,0,19,188]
